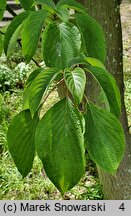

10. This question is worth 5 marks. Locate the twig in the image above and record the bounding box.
[32,58,41,68]
[17,39,41,68]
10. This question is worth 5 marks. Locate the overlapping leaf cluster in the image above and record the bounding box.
[4,0,125,194]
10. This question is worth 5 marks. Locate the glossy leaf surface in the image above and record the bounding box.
[64,67,86,105]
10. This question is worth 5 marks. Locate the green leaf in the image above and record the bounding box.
[35,0,56,9]
[23,68,43,109]
[26,68,43,88]
[4,12,29,55]
[36,98,85,194]
[84,57,106,69]
[19,0,35,10]
[96,87,110,112]
[7,110,38,177]
[0,32,3,56]
[55,6,70,22]
[0,0,6,20]
[57,0,86,13]
[43,22,81,69]
[84,102,125,174]
[64,67,86,105]
[22,10,47,62]
[35,0,56,12]
[68,56,88,68]
[85,66,121,118]
[35,0,55,14]
[7,24,23,57]
[75,13,106,63]
[23,68,59,115]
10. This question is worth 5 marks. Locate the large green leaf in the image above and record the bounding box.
[85,66,121,118]
[75,13,106,63]
[64,67,86,105]
[36,98,85,194]
[4,12,29,55]
[7,110,38,177]
[23,68,59,115]
[0,0,6,20]
[22,10,47,62]
[43,22,81,69]
[57,0,86,13]
[84,102,125,174]
[19,0,34,10]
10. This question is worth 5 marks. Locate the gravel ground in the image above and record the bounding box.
[121,1,131,128]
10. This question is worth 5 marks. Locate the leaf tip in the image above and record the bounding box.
[58,176,69,194]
